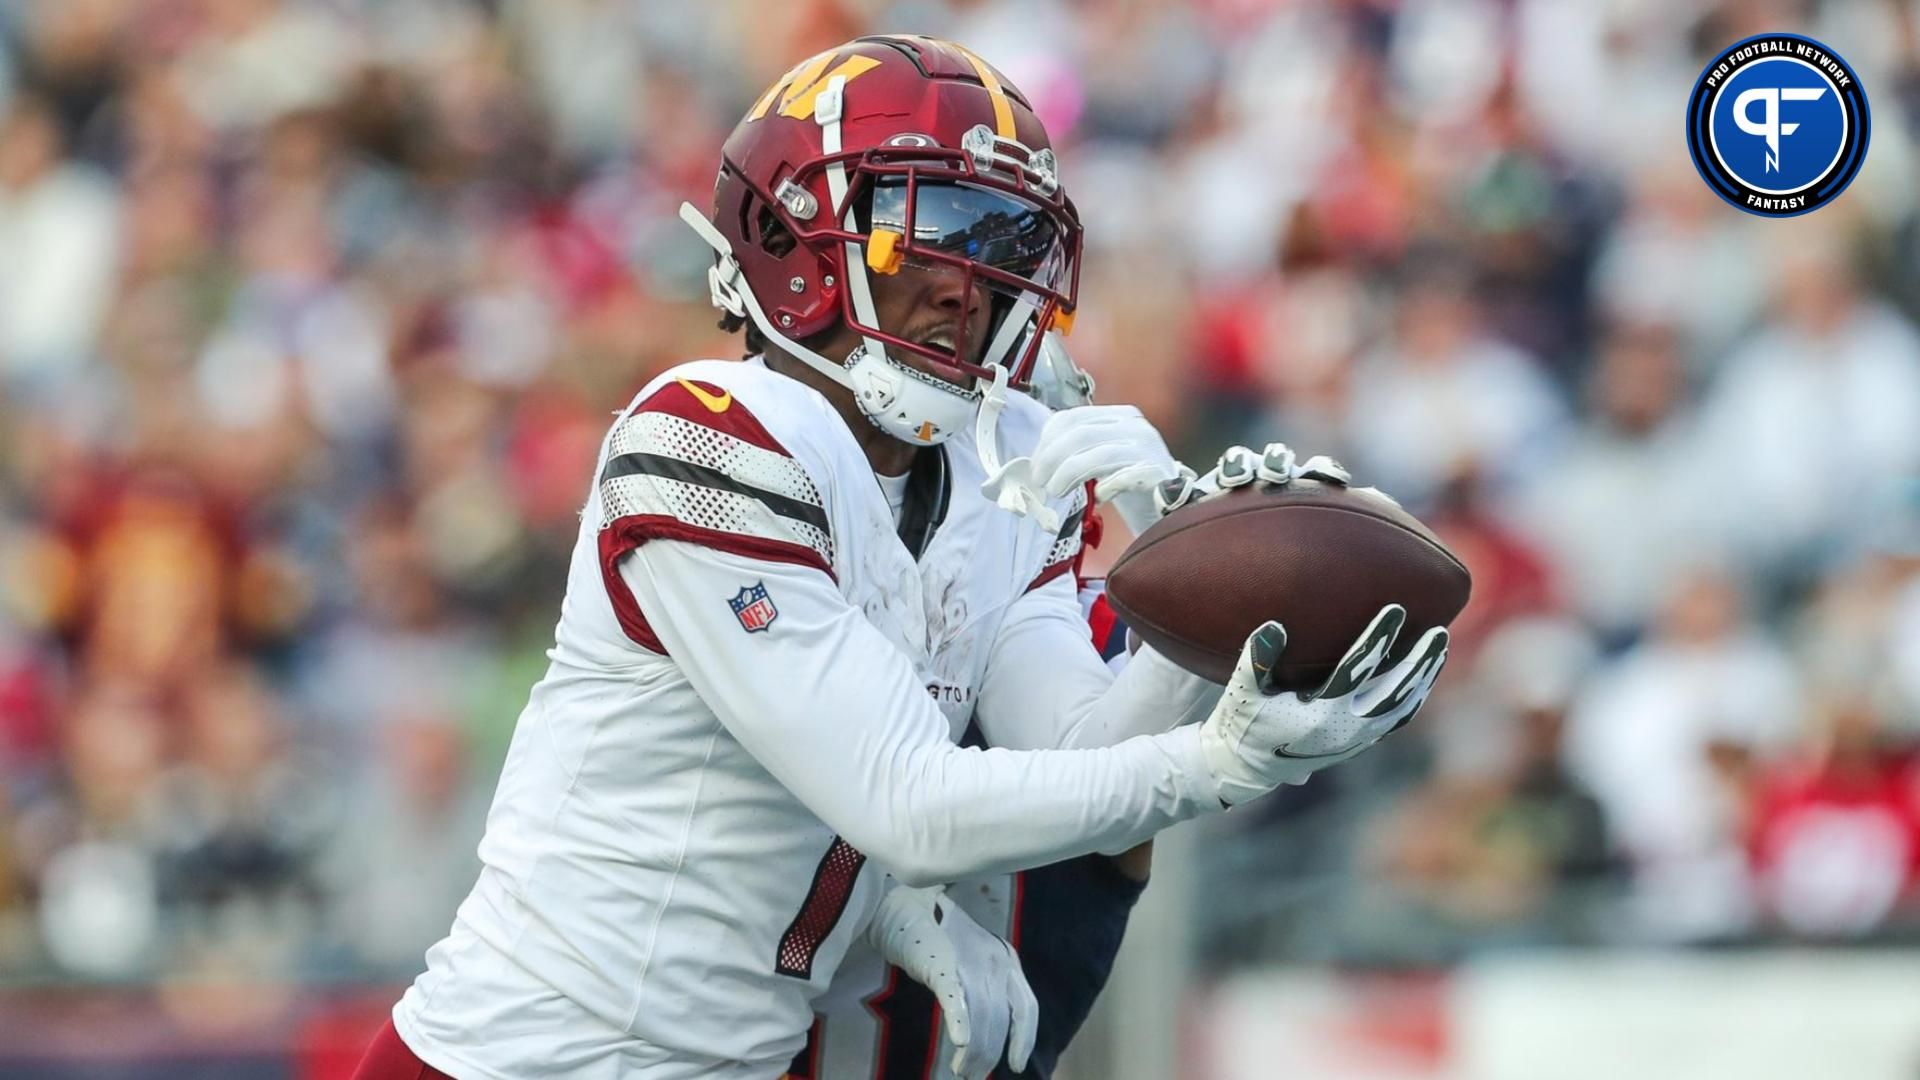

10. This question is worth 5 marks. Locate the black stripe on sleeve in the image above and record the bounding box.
[601,451,831,534]
[1054,503,1086,543]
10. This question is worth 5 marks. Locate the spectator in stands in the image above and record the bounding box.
[1748,692,1920,939]
[14,680,167,977]
[1565,568,1802,941]
[1363,617,1615,953]
[1344,258,1566,508]
[0,779,29,971]
[1588,164,1767,360]
[1691,227,1920,588]
[150,664,321,977]
[320,712,485,976]
[1516,320,1713,645]
[0,92,119,392]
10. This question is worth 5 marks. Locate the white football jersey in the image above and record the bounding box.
[391,358,1222,1079]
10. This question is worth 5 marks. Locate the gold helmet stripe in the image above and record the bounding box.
[952,44,1016,139]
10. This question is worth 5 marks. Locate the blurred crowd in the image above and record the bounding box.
[0,0,1918,1005]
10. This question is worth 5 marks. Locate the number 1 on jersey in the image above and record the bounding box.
[775,837,869,979]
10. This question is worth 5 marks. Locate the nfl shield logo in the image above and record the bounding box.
[728,583,778,633]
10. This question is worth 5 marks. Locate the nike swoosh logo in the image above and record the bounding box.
[678,378,732,413]
[1273,743,1346,760]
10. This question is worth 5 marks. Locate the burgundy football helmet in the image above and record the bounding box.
[679,35,1082,449]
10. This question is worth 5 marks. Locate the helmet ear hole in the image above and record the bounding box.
[755,204,798,258]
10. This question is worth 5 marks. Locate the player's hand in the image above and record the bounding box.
[1197,605,1448,805]
[1155,442,1353,517]
[1027,404,1194,536]
[867,884,1038,1080]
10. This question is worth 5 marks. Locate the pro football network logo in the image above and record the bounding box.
[728,582,779,633]
[1686,33,1869,218]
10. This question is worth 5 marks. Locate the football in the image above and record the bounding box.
[1104,481,1472,689]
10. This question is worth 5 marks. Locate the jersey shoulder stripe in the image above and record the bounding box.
[601,449,831,535]
[596,373,836,652]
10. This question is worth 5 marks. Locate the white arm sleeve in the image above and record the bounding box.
[618,540,1223,887]
[974,573,1222,753]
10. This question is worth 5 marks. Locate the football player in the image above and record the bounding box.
[355,35,1448,1080]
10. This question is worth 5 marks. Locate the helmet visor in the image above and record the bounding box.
[867,178,1065,290]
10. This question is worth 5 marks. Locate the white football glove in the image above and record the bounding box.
[867,884,1038,1080]
[1022,404,1193,535]
[1154,441,1355,518]
[1198,604,1449,805]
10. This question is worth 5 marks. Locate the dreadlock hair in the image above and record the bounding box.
[717,310,766,360]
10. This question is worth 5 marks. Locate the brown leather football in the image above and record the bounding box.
[1104,481,1472,688]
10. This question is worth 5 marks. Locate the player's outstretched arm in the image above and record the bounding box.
[618,540,1226,886]
[974,573,1218,753]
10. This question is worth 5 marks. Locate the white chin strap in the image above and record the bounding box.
[845,346,982,446]
[975,365,1059,531]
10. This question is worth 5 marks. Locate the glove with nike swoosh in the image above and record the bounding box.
[1197,604,1450,805]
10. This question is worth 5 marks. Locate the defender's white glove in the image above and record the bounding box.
[1199,604,1450,805]
[868,884,1038,1080]
[1026,404,1193,535]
